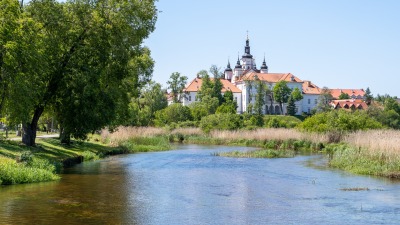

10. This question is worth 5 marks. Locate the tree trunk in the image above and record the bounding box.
[60,127,71,145]
[22,106,44,146]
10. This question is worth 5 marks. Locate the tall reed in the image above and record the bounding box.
[344,130,400,162]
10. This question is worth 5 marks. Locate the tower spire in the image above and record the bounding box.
[235,53,241,68]
[243,31,252,58]
[260,53,268,73]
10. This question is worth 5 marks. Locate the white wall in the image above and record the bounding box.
[301,94,319,114]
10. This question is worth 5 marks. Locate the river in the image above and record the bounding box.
[1,144,400,224]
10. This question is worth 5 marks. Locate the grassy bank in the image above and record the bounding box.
[328,130,400,178]
[3,127,399,185]
[0,132,172,185]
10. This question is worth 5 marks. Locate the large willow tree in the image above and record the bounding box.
[1,0,157,146]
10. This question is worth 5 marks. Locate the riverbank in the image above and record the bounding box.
[2,127,400,185]
[103,127,400,179]
[0,134,172,185]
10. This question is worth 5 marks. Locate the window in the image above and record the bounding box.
[234,97,237,102]
[308,99,311,104]
[189,96,191,101]
[314,99,317,104]
[308,108,311,114]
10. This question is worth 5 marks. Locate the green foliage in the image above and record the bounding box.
[128,82,168,126]
[297,109,383,133]
[217,90,238,114]
[315,87,333,112]
[367,104,400,129]
[119,136,171,153]
[216,149,295,158]
[286,96,296,116]
[154,103,192,126]
[273,81,291,115]
[364,87,373,105]
[263,115,302,128]
[167,72,188,103]
[338,92,350,100]
[329,144,400,178]
[189,102,209,121]
[0,156,59,185]
[189,96,219,121]
[291,87,303,102]
[216,102,236,114]
[4,0,158,146]
[254,80,267,115]
[199,113,243,133]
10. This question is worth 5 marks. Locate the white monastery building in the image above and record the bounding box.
[182,36,366,115]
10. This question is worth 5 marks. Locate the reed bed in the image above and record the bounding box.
[101,126,167,144]
[171,127,203,136]
[210,128,328,144]
[345,130,400,157]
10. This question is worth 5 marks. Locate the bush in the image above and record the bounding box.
[0,157,59,185]
[263,115,302,128]
[199,113,243,133]
[154,103,192,126]
[297,109,383,133]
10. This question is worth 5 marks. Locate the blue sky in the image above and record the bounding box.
[144,0,400,97]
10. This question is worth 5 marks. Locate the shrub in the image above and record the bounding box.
[199,113,243,133]
[297,109,383,133]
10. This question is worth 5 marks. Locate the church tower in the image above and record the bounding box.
[224,60,233,81]
[232,56,242,83]
[241,34,256,70]
[260,56,268,73]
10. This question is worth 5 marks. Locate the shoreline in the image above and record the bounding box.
[2,127,400,185]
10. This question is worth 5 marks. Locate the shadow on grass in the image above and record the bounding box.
[0,138,124,166]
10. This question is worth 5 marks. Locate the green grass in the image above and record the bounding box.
[119,136,171,153]
[0,135,172,185]
[216,149,295,158]
[0,156,59,185]
[329,145,400,178]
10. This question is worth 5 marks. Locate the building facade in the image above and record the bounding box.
[181,37,366,115]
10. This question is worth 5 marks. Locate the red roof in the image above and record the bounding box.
[183,77,241,93]
[302,81,321,95]
[330,89,365,99]
[330,99,368,110]
[238,72,303,83]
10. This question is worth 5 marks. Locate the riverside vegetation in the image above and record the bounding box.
[0,132,172,185]
[1,124,400,185]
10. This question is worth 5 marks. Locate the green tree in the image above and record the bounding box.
[273,81,291,115]
[338,92,350,100]
[154,103,192,126]
[291,87,303,102]
[286,96,296,116]
[11,0,157,146]
[128,82,167,126]
[167,72,188,103]
[199,113,243,133]
[254,80,266,115]
[316,87,333,112]
[364,87,373,105]
[196,71,213,101]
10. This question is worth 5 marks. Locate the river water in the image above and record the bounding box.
[1,144,400,225]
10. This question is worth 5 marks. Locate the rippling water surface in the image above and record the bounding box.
[1,144,400,224]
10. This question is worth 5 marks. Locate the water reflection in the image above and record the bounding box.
[1,145,400,225]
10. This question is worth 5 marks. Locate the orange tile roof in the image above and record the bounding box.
[330,99,368,110]
[330,89,365,99]
[239,72,303,83]
[302,81,321,95]
[183,77,241,93]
